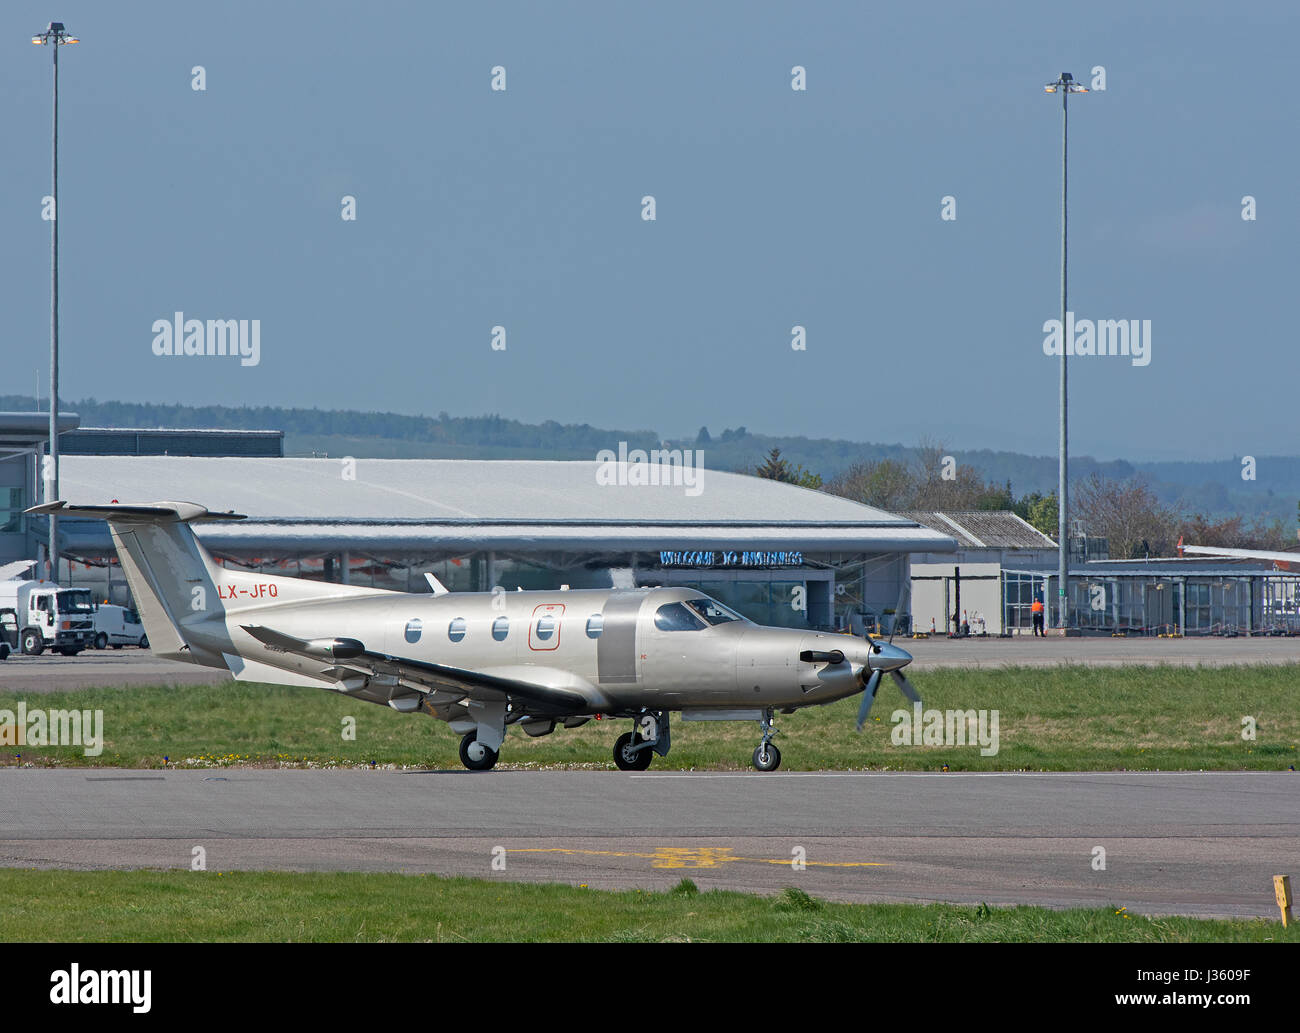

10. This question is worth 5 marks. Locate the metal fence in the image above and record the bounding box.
[1002,569,1299,636]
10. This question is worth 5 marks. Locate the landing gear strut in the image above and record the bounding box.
[752,708,781,772]
[459,732,499,771]
[613,711,668,771]
[613,731,653,771]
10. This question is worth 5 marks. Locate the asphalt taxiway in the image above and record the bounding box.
[1,769,1294,918]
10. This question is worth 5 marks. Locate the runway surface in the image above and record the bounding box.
[2,769,1294,918]
[4,635,1299,692]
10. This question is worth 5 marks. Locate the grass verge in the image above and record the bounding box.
[1,663,1297,770]
[0,869,1294,942]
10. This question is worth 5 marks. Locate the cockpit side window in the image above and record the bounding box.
[684,597,744,626]
[653,602,706,632]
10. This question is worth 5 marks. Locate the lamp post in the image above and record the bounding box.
[1044,71,1087,628]
[31,22,78,584]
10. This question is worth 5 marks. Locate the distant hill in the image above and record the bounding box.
[670,429,1295,527]
[5,396,1293,524]
[2,396,661,460]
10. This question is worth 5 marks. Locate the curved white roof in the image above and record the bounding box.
[55,456,956,555]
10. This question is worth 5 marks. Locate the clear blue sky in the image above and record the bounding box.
[2,1,1294,461]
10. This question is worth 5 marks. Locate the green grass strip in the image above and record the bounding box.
[1,869,1294,942]
[1,663,1297,771]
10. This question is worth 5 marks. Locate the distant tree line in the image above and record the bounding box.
[2,396,660,453]
[756,440,1297,555]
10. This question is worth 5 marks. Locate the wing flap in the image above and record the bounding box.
[240,624,596,714]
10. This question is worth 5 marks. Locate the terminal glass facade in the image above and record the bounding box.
[1002,571,1047,631]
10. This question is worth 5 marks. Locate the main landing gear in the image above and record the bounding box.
[613,711,669,771]
[456,700,507,771]
[613,731,653,771]
[751,708,781,772]
[459,732,499,771]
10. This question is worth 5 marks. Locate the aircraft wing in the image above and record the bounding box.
[240,624,597,715]
[1182,544,1300,566]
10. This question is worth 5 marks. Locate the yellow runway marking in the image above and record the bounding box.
[508,846,888,870]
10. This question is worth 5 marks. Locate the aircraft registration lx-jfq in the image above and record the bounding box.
[30,500,921,771]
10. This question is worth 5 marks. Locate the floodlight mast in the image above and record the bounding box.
[1043,71,1087,628]
[31,22,78,583]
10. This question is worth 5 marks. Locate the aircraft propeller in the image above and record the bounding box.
[855,572,920,731]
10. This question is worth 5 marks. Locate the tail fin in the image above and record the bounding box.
[28,501,245,664]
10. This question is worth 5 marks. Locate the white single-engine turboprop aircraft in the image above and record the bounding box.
[29,500,921,771]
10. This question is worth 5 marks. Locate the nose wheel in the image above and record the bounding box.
[752,708,781,771]
[459,732,499,771]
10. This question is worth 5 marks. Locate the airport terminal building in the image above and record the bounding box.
[3,416,958,631]
[8,414,1296,636]
[48,456,959,630]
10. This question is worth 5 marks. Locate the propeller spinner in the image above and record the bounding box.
[855,638,920,731]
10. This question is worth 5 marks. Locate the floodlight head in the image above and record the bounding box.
[1045,72,1089,95]
[33,22,77,45]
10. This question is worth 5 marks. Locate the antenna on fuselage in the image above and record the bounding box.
[424,572,450,596]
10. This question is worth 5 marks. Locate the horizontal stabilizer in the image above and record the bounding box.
[26,500,246,523]
[223,652,343,690]
[1182,544,1300,565]
[242,625,366,661]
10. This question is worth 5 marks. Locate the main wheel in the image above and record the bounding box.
[21,630,44,656]
[458,732,499,771]
[752,743,781,772]
[613,731,653,771]
[94,633,108,650]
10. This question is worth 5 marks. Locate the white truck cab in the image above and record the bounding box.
[0,579,94,656]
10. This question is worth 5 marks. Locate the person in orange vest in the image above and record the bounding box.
[1031,595,1045,637]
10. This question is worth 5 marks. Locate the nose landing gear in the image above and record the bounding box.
[752,708,781,771]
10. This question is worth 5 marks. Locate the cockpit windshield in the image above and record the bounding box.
[655,597,748,631]
[684,597,744,625]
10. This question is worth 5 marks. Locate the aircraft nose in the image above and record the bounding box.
[869,641,913,673]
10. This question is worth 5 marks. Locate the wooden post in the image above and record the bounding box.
[1275,875,1293,928]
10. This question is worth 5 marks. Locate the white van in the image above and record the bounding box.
[91,602,149,649]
